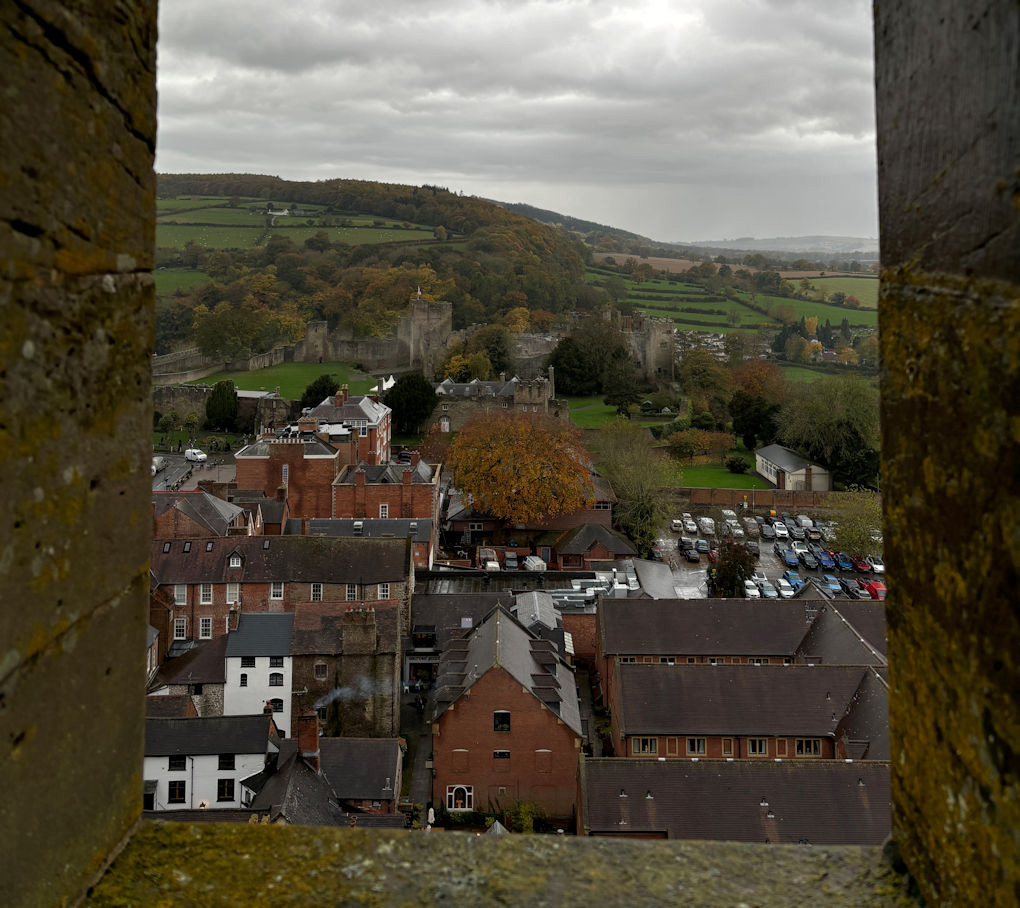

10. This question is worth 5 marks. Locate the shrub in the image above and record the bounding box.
[725,455,749,474]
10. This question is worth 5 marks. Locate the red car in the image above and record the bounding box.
[862,579,886,600]
[851,555,872,573]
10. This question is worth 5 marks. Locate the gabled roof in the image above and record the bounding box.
[580,759,891,844]
[407,592,507,650]
[835,667,890,760]
[319,738,402,801]
[304,518,433,542]
[615,664,870,737]
[156,634,228,685]
[145,695,197,719]
[145,715,273,756]
[511,591,560,632]
[226,613,294,658]
[336,461,437,485]
[599,599,814,657]
[555,524,637,557]
[308,394,390,425]
[290,605,399,657]
[249,740,345,826]
[434,376,519,398]
[434,607,582,735]
[797,602,887,666]
[755,443,824,473]
[150,535,409,585]
[153,490,246,536]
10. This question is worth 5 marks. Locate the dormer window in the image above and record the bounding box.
[229,554,241,568]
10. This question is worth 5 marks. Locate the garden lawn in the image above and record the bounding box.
[190,361,375,400]
[679,465,771,490]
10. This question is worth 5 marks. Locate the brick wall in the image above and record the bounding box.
[561,614,597,667]
[332,472,440,522]
[622,734,837,760]
[235,445,340,519]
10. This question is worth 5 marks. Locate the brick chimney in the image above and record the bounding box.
[355,466,366,486]
[402,467,413,486]
[276,485,286,502]
[296,711,320,771]
[804,465,813,491]
[263,700,274,717]
[342,606,377,656]
[410,451,420,466]
[334,384,349,407]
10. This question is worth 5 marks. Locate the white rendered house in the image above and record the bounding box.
[223,613,295,737]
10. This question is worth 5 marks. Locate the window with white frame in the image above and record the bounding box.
[199,617,212,639]
[281,464,289,485]
[269,672,283,687]
[229,554,241,568]
[271,582,284,600]
[311,582,322,601]
[446,785,473,811]
[359,426,367,437]
[378,583,390,599]
[379,503,388,518]
[173,617,186,640]
[747,738,768,755]
[346,583,357,601]
[226,582,239,603]
[174,584,186,606]
[686,737,706,755]
[200,583,212,605]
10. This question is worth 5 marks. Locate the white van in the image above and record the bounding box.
[184,448,207,462]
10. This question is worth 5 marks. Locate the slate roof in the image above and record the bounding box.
[226,613,295,658]
[156,634,228,685]
[835,667,890,760]
[227,490,286,524]
[599,600,814,657]
[249,740,345,826]
[797,602,887,666]
[555,524,637,557]
[407,592,507,651]
[755,443,820,473]
[308,394,390,425]
[150,535,409,585]
[630,560,681,599]
[579,759,891,845]
[318,738,402,801]
[290,605,399,656]
[336,461,437,485]
[304,518,433,542]
[434,607,583,736]
[434,376,520,398]
[145,695,197,718]
[511,591,560,632]
[153,490,246,536]
[145,715,273,756]
[615,664,870,737]
[235,436,338,458]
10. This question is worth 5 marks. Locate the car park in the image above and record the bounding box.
[863,579,887,600]
[796,515,814,528]
[775,578,796,599]
[782,570,803,590]
[790,540,809,555]
[833,552,854,571]
[743,579,761,599]
[798,550,819,571]
[720,509,737,522]
[809,544,835,570]
[851,555,872,573]
[742,517,759,537]
[671,518,684,532]
[820,574,842,595]
[727,521,744,538]
[680,536,695,550]
[788,524,806,541]
[184,448,207,462]
[757,580,779,599]
[866,554,885,573]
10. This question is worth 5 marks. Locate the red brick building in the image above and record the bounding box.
[149,535,413,650]
[332,457,441,524]
[608,663,888,761]
[234,435,343,519]
[538,523,637,570]
[153,490,251,539]
[307,386,391,466]
[432,607,583,822]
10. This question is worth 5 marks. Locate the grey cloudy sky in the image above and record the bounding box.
[156,0,878,243]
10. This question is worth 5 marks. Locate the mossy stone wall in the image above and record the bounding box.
[876,1,1020,903]
[0,3,156,905]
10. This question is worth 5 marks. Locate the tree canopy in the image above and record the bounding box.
[385,372,437,435]
[300,373,341,411]
[205,380,239,431]
[446,413,594,524]
[827,490,883,556]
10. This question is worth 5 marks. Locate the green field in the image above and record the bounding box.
[565,397,619,428]
[156,197,233,211]
[156,224,268,248]
[154,269,212,295]
[191,361,376,400]
[804,276,879,309]
[158,207,272,226]
[778,365,828,383]
[745,292,878,328]
[156,222,436,250]
[679,465,771,490]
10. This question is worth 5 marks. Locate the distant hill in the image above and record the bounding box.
[489,200,653,246]
[687,236,879,256]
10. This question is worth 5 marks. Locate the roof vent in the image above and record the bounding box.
[619,789,627,798]
[645,791,653,800]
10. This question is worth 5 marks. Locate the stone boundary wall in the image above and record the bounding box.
[678,487,830,510]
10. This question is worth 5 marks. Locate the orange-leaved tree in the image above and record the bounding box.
[446,413,595,524]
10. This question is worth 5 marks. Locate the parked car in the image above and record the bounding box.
[790,540,809,555]
[757,580,779,600]
[832,551,854,571]
[773,545,799,568]
[742,517,759,536]
[743,579,761,599]
[743,540,760,558]
[809,544,834,568]
[504,552,518,570]
[680,536,695,551]
[839,578,870,599]
[697,517,716,536]
[720,509,737,522]
[806,526,823,542]
[820,573,842,595]
[152,455,168,474]
[866,554,886,574]
[651,547,664,562]
[684,517,698,534]
[775,578,796,599]
[782,570,803,590]
[851,555,872,573]
[788,524,806,541]
[184,448,207,462]
[760,523,776,540]
[671,518,684,532]
[798,550,819,571]
[728,521,745,538]
[863,580,887,600]
[683,547,701,563]
[695,538,710,554]
[796,515,814,528]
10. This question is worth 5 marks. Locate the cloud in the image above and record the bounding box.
[156,0,878,241]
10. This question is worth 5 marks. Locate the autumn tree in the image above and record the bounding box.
[710,539,758,597]
[827,489,883,556]
[446,413,594,524]
[594,421,682,555]
[385,372,437,434]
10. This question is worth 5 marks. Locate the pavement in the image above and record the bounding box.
[399,686,434,812]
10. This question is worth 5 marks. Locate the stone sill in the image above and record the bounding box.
[85,821,918,906]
